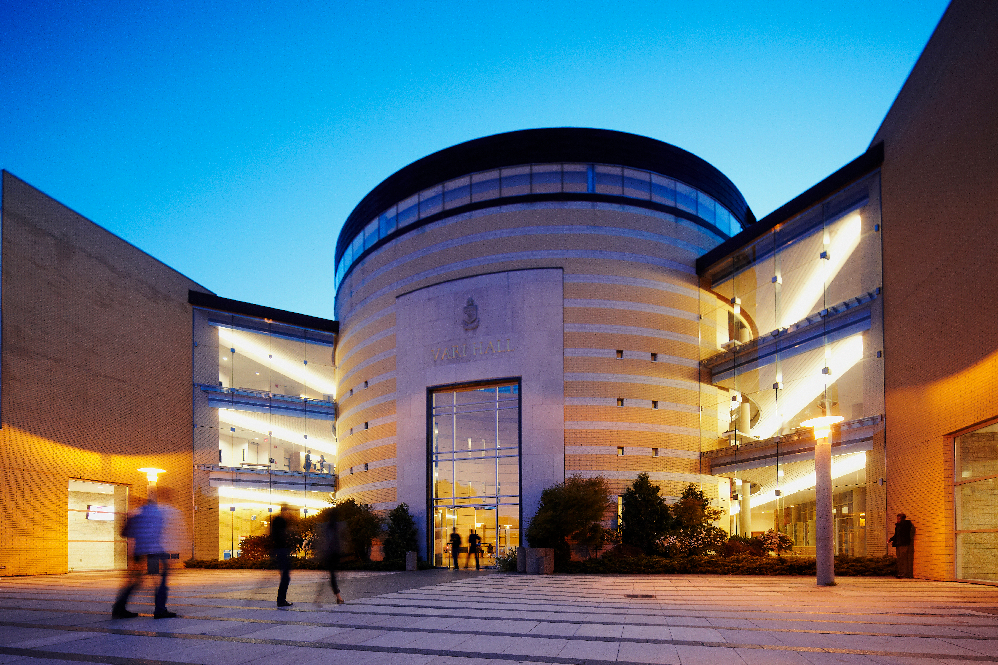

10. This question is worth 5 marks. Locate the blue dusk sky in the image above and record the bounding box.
[1,1,949,320]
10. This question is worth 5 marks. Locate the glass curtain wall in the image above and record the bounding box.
[430,382,520,568]
[955,421,998,581]
[192,308,337,560]
[699,174,885,555]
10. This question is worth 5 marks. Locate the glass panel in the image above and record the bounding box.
[651,174,676,206]
[675,181,697,214]
[562,164,588,193]
[396,194,419,229]
[68,480,128,571]
[957,478,998,531]
[471,170,500,202]
[531,164,562,194]
[443,176,471,209]
[379,204,397,237]
[956,423,998,481]
[698,192,716,226]
[594,164,623,195]
[364,218,379,250]
[623,168,650,200]
[957,532,998,581]
[419,185,443,218]
[501,166,530,197]
[350,233,364,264]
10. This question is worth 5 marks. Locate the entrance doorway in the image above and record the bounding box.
[430,381,520,567]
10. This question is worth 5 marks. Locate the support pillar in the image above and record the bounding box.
[815,437,834,586]
[739,483,752,536]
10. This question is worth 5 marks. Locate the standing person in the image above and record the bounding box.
[448,528,461,570]
[888,513,915,578]
[271,504,294,607]
[466,530,481,570]
[318,455,326,474]
[112,487,180,619]
[304,451,312,473]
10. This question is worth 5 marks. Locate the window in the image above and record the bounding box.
[364,380,368,389]
[651,352,657,362]
[616,350,624,359]
[617,398,624,407]
[652,448,659,457]
[364,463,369,471]
[617,447,625,456]
[652,401,658,409]
[364,421,369,430]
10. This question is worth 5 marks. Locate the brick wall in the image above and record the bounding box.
[0,172,206,575]
[872,0,998,580]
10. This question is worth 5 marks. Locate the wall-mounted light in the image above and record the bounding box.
[138,468,166,483]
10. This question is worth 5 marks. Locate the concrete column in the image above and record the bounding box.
[739,483,752,536]
[737,401,751,436]
[815,438,834,585]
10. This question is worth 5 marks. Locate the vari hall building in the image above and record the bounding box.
[2,0,996,582]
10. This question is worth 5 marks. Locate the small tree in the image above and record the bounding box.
[525,475,612,565]
[662,484,728,556]
[335,499,384,561]
[758,529,794,556]
[620,472,673,555]
[382,502,419,566]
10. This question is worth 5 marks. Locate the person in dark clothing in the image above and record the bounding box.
[888,513,915,578]
[317,514,345,605]
[466,530,481,570]
[449,528,461,570]
[271,504,294,607]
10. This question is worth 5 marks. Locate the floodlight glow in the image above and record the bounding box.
[752,334,864,438]
[216,486,330,509]
[780,214,862,328]
[750,451,867,508]
[218,409,336,455]
[802,415,845,439]
[217,326,336,397]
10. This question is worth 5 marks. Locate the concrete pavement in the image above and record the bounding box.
[1,568,997,664]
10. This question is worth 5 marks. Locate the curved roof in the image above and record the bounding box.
[336,127,753,262]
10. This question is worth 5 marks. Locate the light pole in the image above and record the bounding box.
[801,416,842,586]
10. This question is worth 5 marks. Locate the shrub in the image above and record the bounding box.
[660,484,727,556]
[620,473,672,555]
[335,499,384,561]
[495,548,518,572]
[382,502,419,567]
[758,529,794,556]
[526,475,613,565]
[723,535,764,557]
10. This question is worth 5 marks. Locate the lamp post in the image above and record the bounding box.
[801,416,842,586]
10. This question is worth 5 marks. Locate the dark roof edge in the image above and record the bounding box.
[188,291,339,334]
[696,143,884,275]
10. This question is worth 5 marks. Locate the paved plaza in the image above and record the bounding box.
[1,568,998,664]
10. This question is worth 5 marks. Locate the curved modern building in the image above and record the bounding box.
[333,128,753,565]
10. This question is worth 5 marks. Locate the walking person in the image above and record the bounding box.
[465,530,481,570]
[889,513,915,578]
[271,504,295,607]
[449,528,461,570]
[316,511,345,605]
[112,487,180,619]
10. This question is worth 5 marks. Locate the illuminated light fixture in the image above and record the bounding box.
[801,415,844,440]
[138,467,166,483]
[216,485,329,510]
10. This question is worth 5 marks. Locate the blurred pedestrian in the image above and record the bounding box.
[889,513,915,578]
[112,487,180,619]
[315,511,345,605]
[466,530,480,570]
[449,528,461,570]
[271,504,294,607]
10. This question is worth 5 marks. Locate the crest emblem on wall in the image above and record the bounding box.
[462,297,479,331]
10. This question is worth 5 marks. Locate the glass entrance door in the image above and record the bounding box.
[431,382,520,567]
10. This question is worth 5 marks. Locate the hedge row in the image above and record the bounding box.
[559,554,899,576]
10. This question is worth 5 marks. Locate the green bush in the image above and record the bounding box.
[526,475,612,566]
[620,473,672,555]
[660,484,728,556]
[495,549,518,572]
[382,503,419,566]
[335,499,385,561]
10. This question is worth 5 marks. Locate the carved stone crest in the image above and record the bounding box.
[462,297,479,331]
